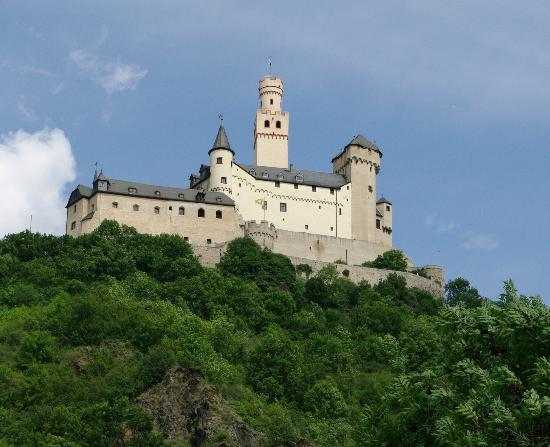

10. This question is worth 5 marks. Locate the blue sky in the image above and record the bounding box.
[0,1,548,301]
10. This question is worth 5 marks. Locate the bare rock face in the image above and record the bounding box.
[135,367,265,447]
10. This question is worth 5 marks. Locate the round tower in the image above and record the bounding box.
[254,75,289,168]
[259,76,283,111]
[208,123,234,195]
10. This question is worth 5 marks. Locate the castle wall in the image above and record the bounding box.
[272,228,389,265]
[69,193,244,244]
[231,163,353,238]
[287,256,444,297]
[188,243,443,297]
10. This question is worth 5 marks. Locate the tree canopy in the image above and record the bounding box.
[0,220,547,446]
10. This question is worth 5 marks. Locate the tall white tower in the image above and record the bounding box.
[253,75,289,168]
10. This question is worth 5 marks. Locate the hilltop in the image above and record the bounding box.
[0,220,548,446]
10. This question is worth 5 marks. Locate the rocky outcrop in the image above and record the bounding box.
[135,367,265,447]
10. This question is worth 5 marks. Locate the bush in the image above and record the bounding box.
[362,249,408,272]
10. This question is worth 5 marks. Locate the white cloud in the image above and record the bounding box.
[69,50,147,94]
[424,214,434,226]
[0,128,76,236]
[461,232,499,251]
[437,222,456,233]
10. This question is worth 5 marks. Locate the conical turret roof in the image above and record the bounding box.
[209,124,234,155]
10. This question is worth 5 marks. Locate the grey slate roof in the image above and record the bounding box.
[66,177,234,208]
[331,133,383,162]
[236,162,348,189]
[377,196,392,205]
[209,125,234,155]
[348,134,380,151]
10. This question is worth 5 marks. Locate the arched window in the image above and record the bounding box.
[276,121,281,129]
[179,207,185,215]
[133,204,139,211]
[198,208,205,218]
[216,210,222,219]
[154,206,160,214]
[112,202,118,208]
[270,98,273,105]
[264,120,270,128]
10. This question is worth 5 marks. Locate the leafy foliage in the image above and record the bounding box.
[362,249,408,271]
[0,221,547,446]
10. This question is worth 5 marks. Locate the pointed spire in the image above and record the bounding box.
[93,162,99,181]
[212,124,231,150]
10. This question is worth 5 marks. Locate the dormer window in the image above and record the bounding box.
[216,197,222,203]
[264,120,270,128]
[249,168,256,175]
[295,174,303,183]
[178,193,185,199]
[128,187,137,194]
[262,171,269,178]
[277,173,284,180]
[154,190,161,197]
[98,181,108,190]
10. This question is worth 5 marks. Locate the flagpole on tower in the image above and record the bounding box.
[268,57,272,76]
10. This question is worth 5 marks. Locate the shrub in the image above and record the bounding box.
[362,249,408,272]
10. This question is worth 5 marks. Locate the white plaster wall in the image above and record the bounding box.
[231,163,352,238]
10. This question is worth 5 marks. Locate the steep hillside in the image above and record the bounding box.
[0,220,548,446]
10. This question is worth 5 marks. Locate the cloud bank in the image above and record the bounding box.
[69,50,147,94]
[0,128,76,236]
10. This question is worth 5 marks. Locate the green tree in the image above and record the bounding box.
[445,277,483,308]
[362,249,408,272]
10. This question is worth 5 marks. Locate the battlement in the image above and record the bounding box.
[244,220,277,249]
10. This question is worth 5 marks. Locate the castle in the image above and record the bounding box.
[66,73,443,291]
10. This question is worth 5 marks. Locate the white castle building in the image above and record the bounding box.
[67,73,435,273]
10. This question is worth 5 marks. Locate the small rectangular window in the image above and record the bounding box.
[330,188,334,195]
[280,203,287,212]
[73,205,76,212]
[330,226,333,231]
[376,219,381,229]
[184,236,189,241]
[112,202,118,208]
[275,181,280,187]
[312,186,316,192]
[339,208,342,215]
[206,238,212,244]
[294,184,298,189]
[305,225,308,230]
[221,177,227,184]
[386,205,390,212]
[347,186,350,190]
[216,157,223,164]
[71,221,76,230]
